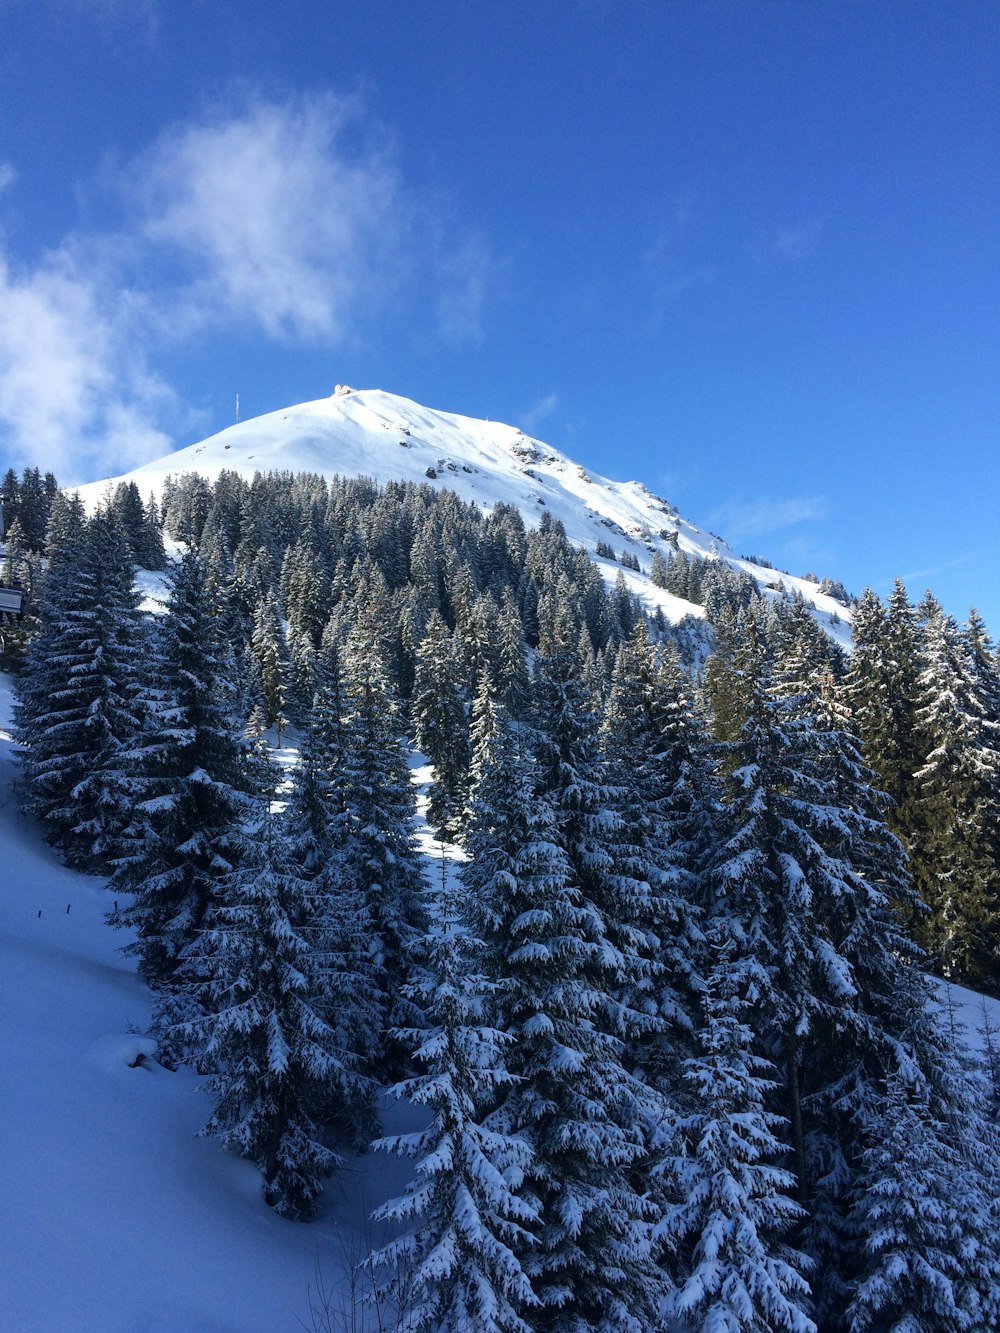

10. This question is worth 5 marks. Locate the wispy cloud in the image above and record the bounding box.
[892,552,972,590]
[433,233,495,344]
[0,91,497,480]
[773,218,826,261]
[639,200,719,334]
[1,0,160,40]
[706,494,826,546]
[777,533,837,573]
[748,216,827,268]
[520,391,559,434]
[132,93,402,343]
[129,91,498,347]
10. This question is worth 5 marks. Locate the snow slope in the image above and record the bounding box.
[0,675,420,1333]
[75,386,851,642]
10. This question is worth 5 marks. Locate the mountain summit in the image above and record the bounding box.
[77,385,850,635]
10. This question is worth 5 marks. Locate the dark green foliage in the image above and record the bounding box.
[372,866,538,1333]
[338,621,428,1068]
[110,550,263,993]
[245,588,288,734]
[649,548,668,587]
[704,605,1000,1326]
[484,636,663,1328]
[15,513,146,870]
[655,919,815,1333]
[16,466,51,551]
[106,480,165,569]
[845,583,922,836]
[600,624,710,1087]
[411,611,471,837]
[13,457,1000,1313]
[908,601,1000,987]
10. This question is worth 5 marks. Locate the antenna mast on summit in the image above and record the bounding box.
[235,393,240,424]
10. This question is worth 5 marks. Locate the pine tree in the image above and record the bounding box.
[339,621,428,1072]
[372,865,538,1333]
[280,537,330,647]
[600,625,710,1090]
[107,481,147,562]
[17,465,50,551]
[843,584,929,919]
[43,489,86,559]
[909,600,1000,987]
[706,610,1000,1326]
[846,1056,1000,1333]
[494,587,530,718]
[1,513,42,658]
[411,611,471,838]
[110,550,262,992]
[655,919,815,1333]
[0,466,19,535]
[172,810,352,1219]
[468,640,661,1329]
[284,621,316,727]
[285,647,383,1144]
[246,588,288,735]
[15,513,146,870]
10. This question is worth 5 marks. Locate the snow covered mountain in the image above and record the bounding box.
[77,386,851,641]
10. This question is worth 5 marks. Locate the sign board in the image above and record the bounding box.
[0,586,25,615]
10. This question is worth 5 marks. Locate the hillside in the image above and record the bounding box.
[4,658,998,1329]
[0,672,439,1332]
[76,386,851,642]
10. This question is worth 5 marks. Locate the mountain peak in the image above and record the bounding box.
[75,387,852,640]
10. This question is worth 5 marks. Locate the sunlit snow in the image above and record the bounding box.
[73,386,852,643]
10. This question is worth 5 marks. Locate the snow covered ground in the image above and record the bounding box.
[0,673,417,1333]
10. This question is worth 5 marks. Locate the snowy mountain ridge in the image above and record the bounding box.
[76,386,851,642]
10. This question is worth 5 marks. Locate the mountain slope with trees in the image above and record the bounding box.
[3,389,1000,1328]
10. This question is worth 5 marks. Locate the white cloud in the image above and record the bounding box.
[132,93,400,343]
[638,202,719,335]
[2,0,160,40]
[895,553,971,588]
[434,234,494,344]
[776,533,837,573]
[706,494,826,545]
[0,163,16,196]
[126,91,497,346]
[0,246,176,483]
[748,217,827,267]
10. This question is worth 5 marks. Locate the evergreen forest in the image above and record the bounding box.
[4,460,1000,1331]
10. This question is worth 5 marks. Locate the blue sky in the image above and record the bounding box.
[1,1,997,629]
